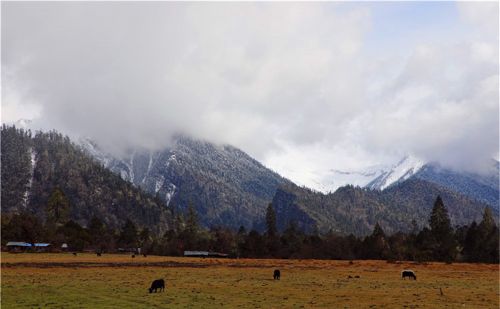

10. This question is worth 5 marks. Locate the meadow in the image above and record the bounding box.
[1,253,498,308]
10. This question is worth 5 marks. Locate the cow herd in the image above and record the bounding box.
[147,268,417,294]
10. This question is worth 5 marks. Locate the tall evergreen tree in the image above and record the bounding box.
[46,187,70,224]
[363,222,389,259]
[428,196,456,261]
[372,223,386,239]
[265,203,277,237]
[88,216,107,251]
[185,203,199,235]
[477,207,499,263]
[429,196,452,241]
[478,207,495,234]
[178,203,200,250]
[119,219,138,247]
[463,221,479,262]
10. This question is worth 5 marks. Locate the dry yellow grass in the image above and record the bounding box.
[1,253,498,308]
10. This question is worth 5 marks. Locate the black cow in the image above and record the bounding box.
[402,270,416,280]
[96,252,102,257]
[149,279,165,293]
[273,269,281,280]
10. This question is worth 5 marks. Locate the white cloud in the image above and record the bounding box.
[2,2,498,188]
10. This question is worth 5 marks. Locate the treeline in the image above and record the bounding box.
[2,194,498,263]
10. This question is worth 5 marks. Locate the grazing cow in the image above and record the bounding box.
[149,279,165,293]
[96,252,102,257]
[402,270,416,280]
[143,254,147,257]
[72,252,77,256]
[132,254,135,258]
[273,269,281,280]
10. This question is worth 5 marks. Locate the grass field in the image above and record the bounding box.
[1,253,498,308]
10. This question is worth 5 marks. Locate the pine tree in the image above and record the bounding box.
[478,207,499,263]
[265,203,277,237]
[478,207,495,235]
[463,221,479,262]
[88,216,107,251]
[179,203,200,250]
[185,203,199,235]
[119,219,138,247]
[281,221,303,258]
[429,196,452,241]
[363,223,388,259]
[372,223,386,239]
[428,196,456,261]
[46,187,70,225]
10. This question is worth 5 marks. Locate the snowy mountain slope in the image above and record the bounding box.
[365,156,425,190]
[279,155,425,193]
[414,161,499,209]
[80,135,291,229]
[278,154,498,210]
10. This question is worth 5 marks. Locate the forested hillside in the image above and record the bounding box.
[2,125,495,239]
[414,163,499,209]
[81,135,292,229]
[272,179,494,236]
[1,125,173,233]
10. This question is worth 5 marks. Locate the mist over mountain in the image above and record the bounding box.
[280,154,499,211]
[78,131,496,235]
[2,124,495,237]
[3,2,498,184]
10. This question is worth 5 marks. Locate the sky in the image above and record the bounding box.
[2,2,499,189]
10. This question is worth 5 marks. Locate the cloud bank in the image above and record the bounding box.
[2,2,498,182]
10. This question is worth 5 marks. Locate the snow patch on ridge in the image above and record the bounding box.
[165,183,176,206]
[277,155,425,193]
[366,155,425,190]
[155,175,165,193]
[23,147,37,207]
[142,151,154,184]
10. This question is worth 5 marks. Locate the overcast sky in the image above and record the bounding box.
[2,2,499,188]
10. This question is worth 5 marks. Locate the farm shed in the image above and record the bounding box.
[118,248,140,254]
[184,251,229,258]
[6,242,51,252]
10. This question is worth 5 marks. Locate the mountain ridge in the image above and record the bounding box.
[272,177,495,236]
[80,135,293,229]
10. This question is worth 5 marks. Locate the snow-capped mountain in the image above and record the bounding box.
[365,156,425,190]
[306,165,386,193]
[282,155,425,193]
[79,135,291,229]
[281,155,498,210]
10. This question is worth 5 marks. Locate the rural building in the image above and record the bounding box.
[118,247,140,254]
[184,251,229,258]
[6,242,51,252]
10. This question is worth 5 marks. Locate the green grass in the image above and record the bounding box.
[1,253,498,308]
